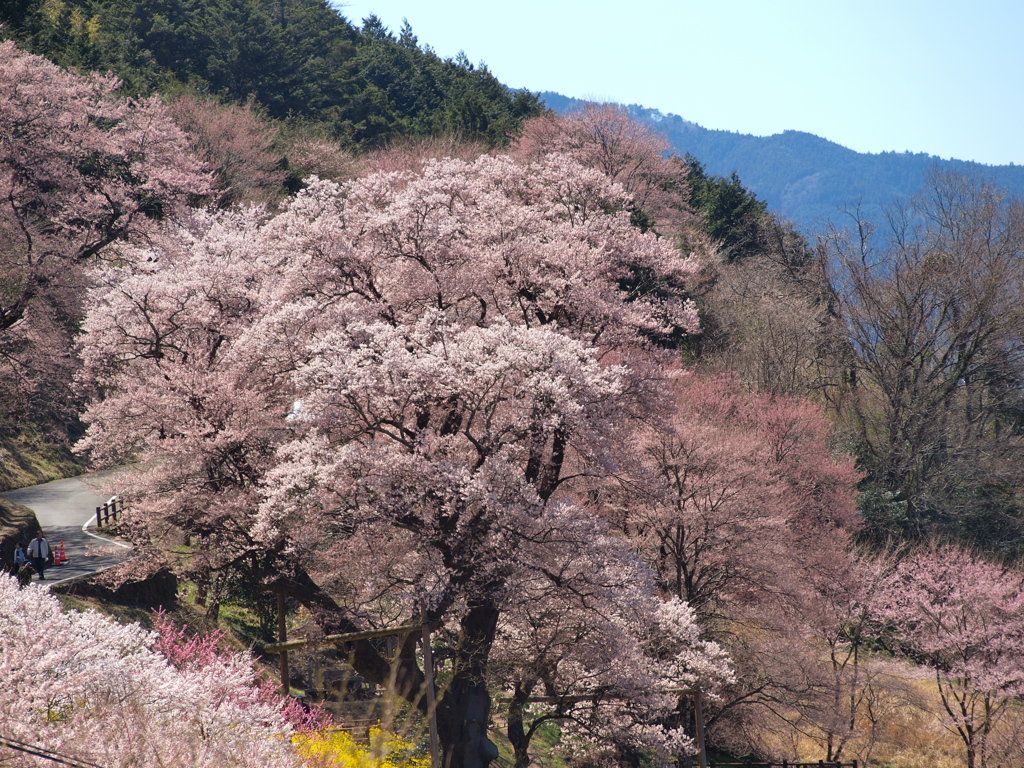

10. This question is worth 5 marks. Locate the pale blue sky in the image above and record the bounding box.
[337,0,1023,166]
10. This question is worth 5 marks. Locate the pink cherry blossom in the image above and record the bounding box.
[873,544,1024,768]
[77,151,710,768]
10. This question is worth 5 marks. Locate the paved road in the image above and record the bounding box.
[2,475,131,584]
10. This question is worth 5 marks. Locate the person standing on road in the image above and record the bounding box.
[27,531,50,581]
[12,542,28,575]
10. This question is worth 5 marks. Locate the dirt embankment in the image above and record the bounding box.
[0,428,75,565]
[0,496,40,565]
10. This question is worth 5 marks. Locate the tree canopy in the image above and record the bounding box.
[75,150,727,767]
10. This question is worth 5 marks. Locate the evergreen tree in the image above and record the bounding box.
[0,0,543,149]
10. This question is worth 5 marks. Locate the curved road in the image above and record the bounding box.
[2,475,131,584]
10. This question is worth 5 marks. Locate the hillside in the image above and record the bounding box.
[541,92,1024,234]
[0,496,38,565]
[0,0,542,148]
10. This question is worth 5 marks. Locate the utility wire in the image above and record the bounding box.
[0,736,106,768]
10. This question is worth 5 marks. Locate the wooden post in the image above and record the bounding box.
[278,592,290,696]
[422,618,440,768]
[96,506,102,528]
[693,688,707,768]
[263,622,427,653]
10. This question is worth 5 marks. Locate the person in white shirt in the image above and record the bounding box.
[27,531,50,581]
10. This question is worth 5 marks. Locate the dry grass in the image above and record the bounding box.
[752,666,1007,768]
[0,427,83,492]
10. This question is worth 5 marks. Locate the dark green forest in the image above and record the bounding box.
[1,0,542,148]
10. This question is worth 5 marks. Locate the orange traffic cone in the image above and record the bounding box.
[53,541,67,566]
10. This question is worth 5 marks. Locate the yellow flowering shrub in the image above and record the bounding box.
[296,726,431,768]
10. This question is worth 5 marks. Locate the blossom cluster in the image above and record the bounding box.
[0,578,297,768]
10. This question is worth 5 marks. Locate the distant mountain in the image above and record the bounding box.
[541,92,1024,236]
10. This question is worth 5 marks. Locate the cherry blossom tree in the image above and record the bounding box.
[486,521,730,768]
[77,204,292,619]
[77,151,708,768]
[597,372,865,760]
[610,373,860,624]
[511,103,696,239]
[357,134,487,175]
[872,544,1024,768]
[761,547,925,764]
[0,577,299,768]
[500,596,730,768]
[0,40,210,432]
[166,93,287,207]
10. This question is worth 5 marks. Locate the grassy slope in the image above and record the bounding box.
[0,497,37,535]
[0,428,85,493]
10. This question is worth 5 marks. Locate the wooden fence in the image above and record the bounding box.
[710,762,857,768]
[95,496,122,528]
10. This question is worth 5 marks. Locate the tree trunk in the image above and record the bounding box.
[507,685,532,768]
[435,600,500,768]
[276,568,424,696]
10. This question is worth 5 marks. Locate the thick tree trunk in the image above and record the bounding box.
[435,600,500,768]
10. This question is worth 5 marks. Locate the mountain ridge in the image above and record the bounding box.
[541,91,1024,234]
